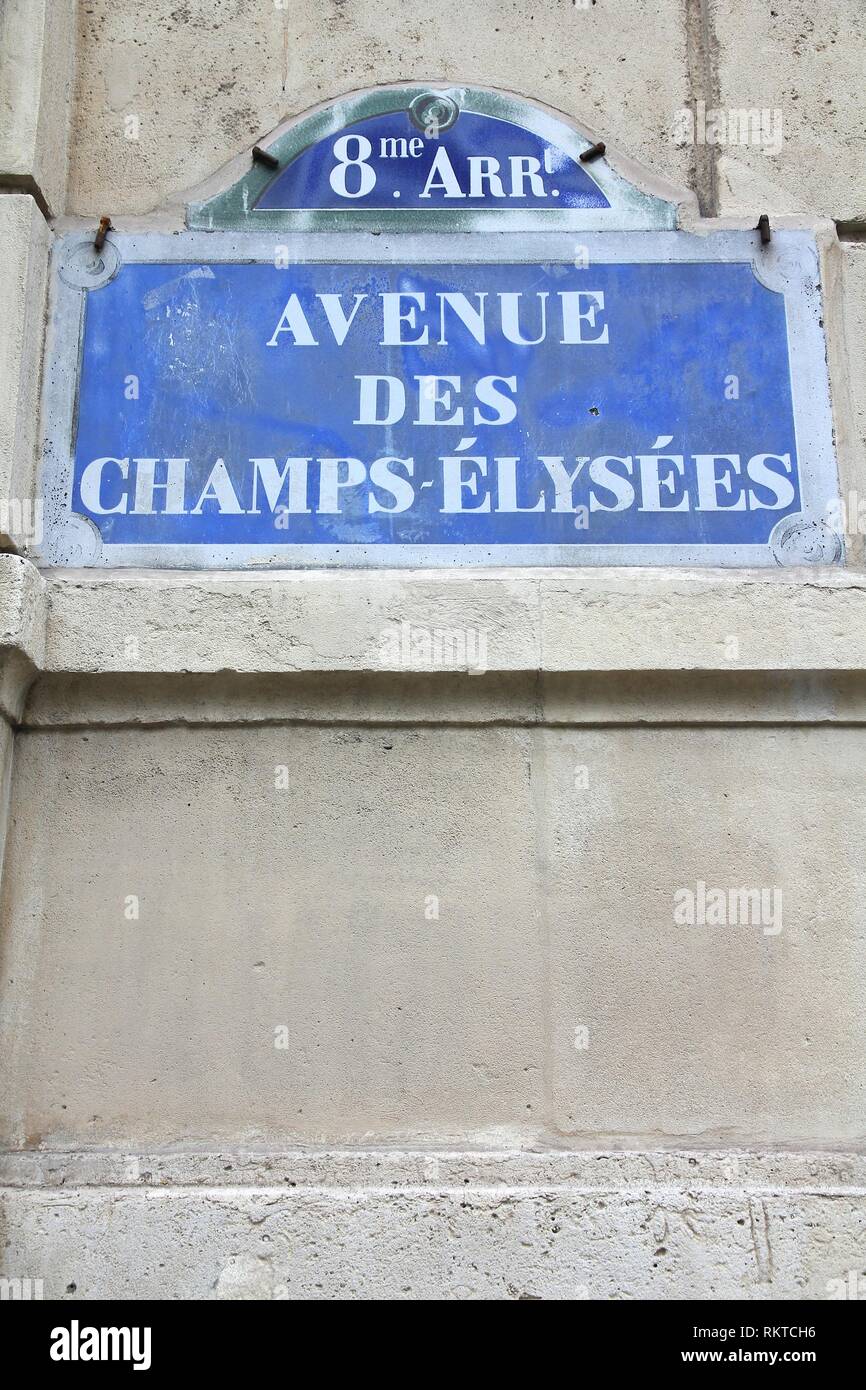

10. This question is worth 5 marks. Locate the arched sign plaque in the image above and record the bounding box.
[37,87,842,568]
[188,86,672,232]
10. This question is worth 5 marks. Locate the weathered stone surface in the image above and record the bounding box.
[0,201,51,543]
[40,566,866,675]
[0,553,46,723]
[1,1149,864,1300]
[23,669,866,731]
[0,0,75,214]
[2,0,865,1306]
[0,722,543,1147]
[0,555,47,673]
[542,726,866,1142]
[839,241,866,499]
[2,717,865,1147]
[713,1,866,219]
[67,0,692,218]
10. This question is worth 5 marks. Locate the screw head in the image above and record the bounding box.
[409,92,460,136]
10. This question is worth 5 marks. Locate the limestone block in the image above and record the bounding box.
[713,1,866,219]
[0,723,543,1146]
[68,0,692,217]
[2,1150,865,1299]
[0,0,75,214]
[0,199,50,547]
[543,726,866,1141]
[41,567,866,677]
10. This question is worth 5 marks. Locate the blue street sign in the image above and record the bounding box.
[187,86,673,234]
[37,90,841,569]
[72,258,800,548]
[39,228,839,568]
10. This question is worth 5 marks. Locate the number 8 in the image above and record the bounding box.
[329,135,376,198]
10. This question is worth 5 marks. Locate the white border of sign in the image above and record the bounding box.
[37,228,842,569]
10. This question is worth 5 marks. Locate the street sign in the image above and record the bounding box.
[37,90,842,568]
[188,85,673,233]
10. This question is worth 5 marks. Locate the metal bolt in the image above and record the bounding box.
[580,142,606,163]
[252,145,280,170]
[94,216,111,251]
[757,213,771,245]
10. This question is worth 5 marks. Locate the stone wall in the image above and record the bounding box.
[0,0,864,1299]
